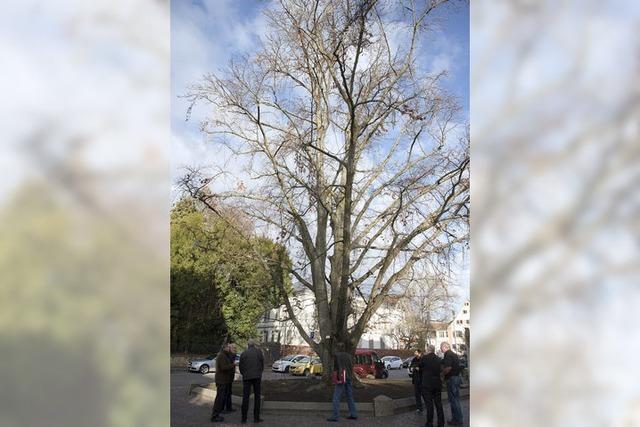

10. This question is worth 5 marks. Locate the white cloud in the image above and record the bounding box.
[1,0,168,202]
[428,53,452,76]
[171,0,273,183]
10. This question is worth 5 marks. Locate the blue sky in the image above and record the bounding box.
[170,0,470,304]
[171,0,469,180]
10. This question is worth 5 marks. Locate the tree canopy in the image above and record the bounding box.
[180,0,469,376]
[171,198,291,353]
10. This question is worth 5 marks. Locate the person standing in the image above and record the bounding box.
[326,343,358,422]
[224,343,237,414]
[239,339,265,424]
[440,342,463,426]
[409,348,425,413]
[420,345,445,427]
[210,343,236,423]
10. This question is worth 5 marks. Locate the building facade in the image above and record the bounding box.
[353,295,403,350]
[421,300,470,355]
[257,291,470,355]
[447,300,470,354]
[256,289,403,350]
[256,289,317,346]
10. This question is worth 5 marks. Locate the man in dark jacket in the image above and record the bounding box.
[210,343,236,423]
[410,348,425,413]
[224,344,237,414]
[420,345,445,427]
[441,342,463,426]
[327,343,357,422]
[239,339,264,424]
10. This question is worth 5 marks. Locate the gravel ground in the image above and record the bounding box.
[172,371,469,427]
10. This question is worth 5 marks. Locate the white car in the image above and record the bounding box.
[188,355,216,374]
[381,356,403,370]
[271,354,307,373]
[188,354,240,374]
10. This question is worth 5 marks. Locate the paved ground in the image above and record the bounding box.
[172,371,470,427]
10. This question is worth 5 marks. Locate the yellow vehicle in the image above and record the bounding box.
[289,356,323,376]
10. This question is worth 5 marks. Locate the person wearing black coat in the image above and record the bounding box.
[409,349,425,412]
[239,339,265,424]
[420,345,445,427]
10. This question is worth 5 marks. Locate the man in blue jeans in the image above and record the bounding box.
[327,343,357,422]
[440,342,463,426]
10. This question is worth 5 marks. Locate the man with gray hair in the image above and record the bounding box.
[239,339,264,423]
[210,343,236,423]
[420,344,445,427]
[440,342,463,426]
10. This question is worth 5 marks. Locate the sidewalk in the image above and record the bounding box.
[172,387,470,427]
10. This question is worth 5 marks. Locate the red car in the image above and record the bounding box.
[353,350,388,379]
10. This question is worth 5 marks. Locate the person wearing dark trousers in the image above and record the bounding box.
[239,339,265,424]
[210,343,237,423]
[440,342,463,426]
[224,345,237,413]
[327,342,358,422]
[420,344,445,427]
[409,349,425,413]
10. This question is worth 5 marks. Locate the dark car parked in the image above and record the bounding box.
[353,350,388,379]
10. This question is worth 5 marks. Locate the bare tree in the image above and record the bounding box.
[180,0,468,380]
[391,275,454,349]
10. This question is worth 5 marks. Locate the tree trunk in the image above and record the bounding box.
[320,341,334,386]
[319,338,365,388]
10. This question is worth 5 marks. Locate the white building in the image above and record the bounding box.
[354,295,403,350]
[425,300,470,355]
[425,321,452,350]
[257,291,469,354]
[447,300,470,354]
[256,289,403,350]
[256,289,317,346]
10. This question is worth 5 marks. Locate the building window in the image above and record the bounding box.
[380,337,386,349]
[369,338,374,349]
[466,320,469,324]
[455,331,464,338]
[438,331,448,338]
[277,331,281,343]
[463,310,468,314]
[263,330,268,342]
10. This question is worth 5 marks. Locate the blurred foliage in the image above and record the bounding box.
[0,182,168,427]
[473,1,640,425]
[170,198,291,353]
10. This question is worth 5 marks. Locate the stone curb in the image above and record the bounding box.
[189,384,469,418]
